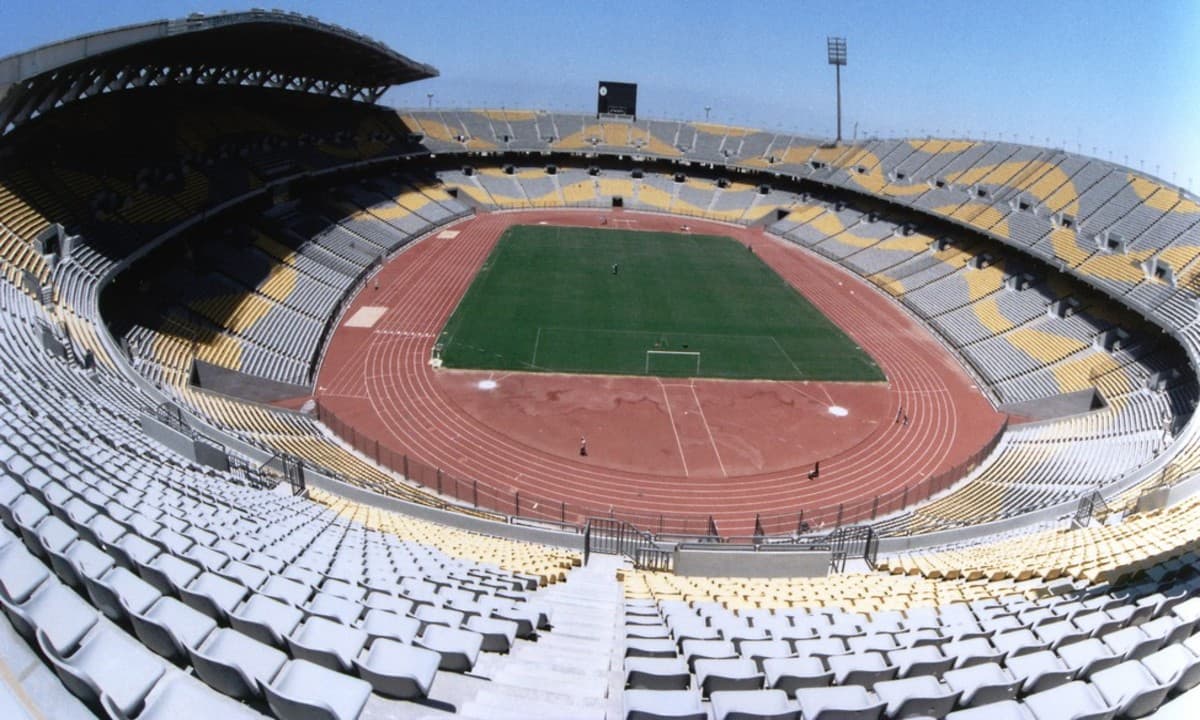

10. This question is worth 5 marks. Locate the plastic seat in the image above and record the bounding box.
[709,689,799,720]
[669,614,722,644]
[31,516,79,563]
[358,607,420,644]
[259,658,372,720]
[695,657,765,696]
[1091,659,1172,718]
[827,651,896,689]
[942,637,1004,668]
[990,628,1049,660]
[1059,638,1122,678]
[628,623,673,640]
[319,576,363,600]
[626,656,692,690]
[83,565,162,624]
[110,533,162,572]
[47,537,114,591]
[287,615,368,672]
[624,688,706,720]
[739,639,794,670]
[128,595,218,664]
[887,644,954,678]
[1142,643,1200,692]
[0,478,23,531]
[942,662,1020,707]
[790,637,846,660]
[38,624,166,718]
[491,601,543,638]
[1103,626,1161,661]
[0,536,50,604]
[363,590,412,615]
[897,627,950,646]
[416,624,483,672]
[1170,596,1200,626]
[187,627,287,700]
[681,639,738,669]
[9,495,50,555]
[304,590,363,625]
[1006,649,1076,694]
[794,685,886,720]
[1,578,97,654]
[627,638,678,658]
[1022,680,1116,720]
[873,674,961,719]
[414,603,466,631]
[944,700,1033,720]
[1071,610,1123,639]
[1140,615,1187,648]
[353,638,440,699]
[465,614,519,652]
[229,593,305,649]
[1033,620,1089,651]
[101,671,263,720]
[259,574,312,607]
[763,656,832,693]
[179,571,247,623]
[80,513,126,548]
[216,559,269,590]
[847,634,898,654]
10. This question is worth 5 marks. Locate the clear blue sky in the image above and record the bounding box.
[4,1,1198,188]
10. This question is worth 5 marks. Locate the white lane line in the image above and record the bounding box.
[659,380,690,477]
[690,382,728,477]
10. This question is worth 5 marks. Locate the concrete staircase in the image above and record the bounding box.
[406,554,627,720]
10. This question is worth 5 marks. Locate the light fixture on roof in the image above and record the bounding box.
[826,36,847,144]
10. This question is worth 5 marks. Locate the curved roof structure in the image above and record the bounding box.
[0,10,437,135]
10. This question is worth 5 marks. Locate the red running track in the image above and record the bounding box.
[313,210,1006,536]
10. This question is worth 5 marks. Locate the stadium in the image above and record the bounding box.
[0,6,1198,720]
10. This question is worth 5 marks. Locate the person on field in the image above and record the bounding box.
[579,436,588,456]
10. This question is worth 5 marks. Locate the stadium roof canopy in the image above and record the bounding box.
[0,9,438,135]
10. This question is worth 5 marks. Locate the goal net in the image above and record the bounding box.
[645,350,701,376]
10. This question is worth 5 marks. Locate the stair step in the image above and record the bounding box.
[525,634,612,655]
[502,652,610,676]
[492,666,609,698]
[465,681,609,709]
[461,697,606,720]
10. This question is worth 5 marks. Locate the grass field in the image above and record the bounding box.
[437,225,884,381]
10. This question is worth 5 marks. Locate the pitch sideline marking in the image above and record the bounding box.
[531,327,543,367]
[769,335,805,379]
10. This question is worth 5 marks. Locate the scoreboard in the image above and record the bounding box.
[597,81,638,119]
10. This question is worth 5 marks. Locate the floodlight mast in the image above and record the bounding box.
[827,37,847,144]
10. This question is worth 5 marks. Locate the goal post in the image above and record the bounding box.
[645,349,701,376]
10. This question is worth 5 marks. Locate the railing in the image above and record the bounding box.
[1073,490,1109,528]
[584,517,672,571]
[261,452,307,496]
[315,398,1009,539]
[155,401,189,434]
[228,455,279,491]
[828,525,879,571]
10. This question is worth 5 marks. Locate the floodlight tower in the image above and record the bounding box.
[827,37,847,144]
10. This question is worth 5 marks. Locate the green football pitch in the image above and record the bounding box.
[436,225,884,382]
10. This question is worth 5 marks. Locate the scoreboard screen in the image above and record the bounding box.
[597,81,638,118]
